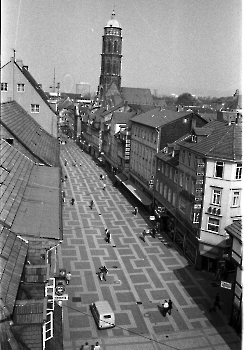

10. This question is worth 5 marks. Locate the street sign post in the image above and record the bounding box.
[54,294,69,301]
[221,281,232,290]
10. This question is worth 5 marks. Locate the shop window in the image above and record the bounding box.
[161,162,165,174]
[185,241,196,264]
[169,167,173,180]
[212,189,221,205]
[179,197,186,214]
[215,161,224,178]
[232,190,240,207]
[207,217,220,233]
[172,192,176,206]
[175,230,184,250]
[236,163,242,179]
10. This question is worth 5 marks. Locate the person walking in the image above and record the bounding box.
[64,159,67,166]
[163,300,169,316]
[214,293,222,309]
[80,342,90,350]
[70,198,75,205]
[134,206,138,216]
[151,227,156,238]
[106,230,111,243]
[103,183,106,190]
[93,341,100,350]
[98,268,103,281]
[66,271,72,285]
[168,300,172,315]
[141,229,147,242]
[102,265,108,281]
[90,200,94,209]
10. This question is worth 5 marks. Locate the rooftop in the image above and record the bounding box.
[1,101,60,167]
[121,87,154,105]
[225,220,242,241]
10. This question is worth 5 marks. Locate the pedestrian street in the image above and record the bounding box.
[58,141,241,350]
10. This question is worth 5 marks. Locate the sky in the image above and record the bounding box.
[1,0,242,97]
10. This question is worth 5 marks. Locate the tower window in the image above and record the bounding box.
[114,41,118,53]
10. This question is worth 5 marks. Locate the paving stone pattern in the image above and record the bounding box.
[58,141,241,350]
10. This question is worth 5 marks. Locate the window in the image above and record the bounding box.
[156,180,159,191]
[179,197,186,214]
[174,170,178,183]
[157,160,161,171]
[232,190,240,207]
[161,162,165,174]
[207,217,220,233]
[188,152,191,166]
[1,83,8,91]
[179,172,184,187]
[17,83,25,92]
[169,167,173,180]
[159,182,163,195]
[172,192,176,206]
[191,180,196,195]
[194,156,198,169]
[165,164,169,176]
[185,175,190,191]
[168,188,172,202]
[182,150,185,163]
[215,161,224,178]
[212,189,221,205]
[30,104,40,113]
[163,185,167,198]
[236,163,242,179]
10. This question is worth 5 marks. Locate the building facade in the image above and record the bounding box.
[1,58,57,137]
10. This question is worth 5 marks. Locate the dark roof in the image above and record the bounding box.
[13,300,45,324]
[157,152,179,167]
[180,121,242,160]
[60,92,82,100]
[112,111,135,123]
[57,98,75,111]
[0,224,28,320]
[0,140,61,240]
[15,62,56,115]
[225,220,242,241]
[199,113,218,122]
[1,101,60,167]
[121,87,153,105]
[131,108,194,128]
[128,104,155,113]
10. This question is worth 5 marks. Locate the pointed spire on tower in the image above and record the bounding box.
[111,9,115,19]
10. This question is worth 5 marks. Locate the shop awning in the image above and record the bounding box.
[122,180,152,206]
[115,173,127,182]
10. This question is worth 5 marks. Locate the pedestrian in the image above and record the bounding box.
[214,269,221,281]
[62,191,65,203]
[209,298,216,312]
[104,228,108,235]
[70,198,75,205]
[66,271,72,285]
[134,206,138,216]
[98,268,103,281]
[214,293,222,309]
[90,200,94,209]
[152,227,156,238]
[106,230,111,243]
[163,300,169,316]
[80,342,90,350]
[103,183,106,190]
[64,160,67,166]
[141,229,146,242]
[93,341,100,350]
[64,175,67,181]
[102,265,108,281]
[168,300,172,315]
[100,174,103,180]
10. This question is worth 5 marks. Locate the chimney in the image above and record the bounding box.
[191,118,196,130]
[16,59,23,68]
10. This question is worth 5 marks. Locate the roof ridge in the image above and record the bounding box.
[206,124,234,156]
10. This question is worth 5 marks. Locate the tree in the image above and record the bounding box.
[176,93,197,106]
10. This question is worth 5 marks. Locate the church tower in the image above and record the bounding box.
[98,11,122,103]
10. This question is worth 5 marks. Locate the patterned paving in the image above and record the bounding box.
[58,141,241,350]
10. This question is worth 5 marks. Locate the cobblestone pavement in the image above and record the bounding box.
[58,141,241,350]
